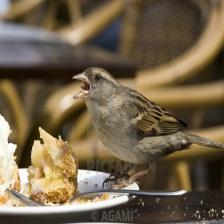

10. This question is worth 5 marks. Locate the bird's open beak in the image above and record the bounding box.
[73,72,87,82]
[73,72,91,100]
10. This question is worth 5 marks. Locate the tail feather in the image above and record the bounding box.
[185,132,224,149]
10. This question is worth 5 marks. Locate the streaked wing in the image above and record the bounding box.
[126,89,187,137]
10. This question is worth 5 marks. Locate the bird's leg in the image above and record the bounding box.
[103,165,151,189]
[102,173,130,189]
[127,167,149,185]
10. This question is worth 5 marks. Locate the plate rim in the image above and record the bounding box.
[0,168,139,215]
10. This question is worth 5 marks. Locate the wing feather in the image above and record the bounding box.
[126,89,186,137]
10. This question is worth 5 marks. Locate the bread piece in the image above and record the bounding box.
[0,115,20,205]
[28,128,78,204]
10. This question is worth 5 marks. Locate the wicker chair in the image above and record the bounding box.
[61,0,224,88]
[0,0,82,29]
[3,0,224,86]
[0,0,45,21]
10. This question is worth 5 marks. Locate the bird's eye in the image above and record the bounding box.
[95,74,102,82]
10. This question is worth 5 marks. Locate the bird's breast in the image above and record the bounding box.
[87,100,136,142]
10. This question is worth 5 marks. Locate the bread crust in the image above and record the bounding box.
[28,128,78,205]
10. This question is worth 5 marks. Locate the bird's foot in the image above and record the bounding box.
[102,168,149,189]
[102,173,130,189]
[102,163,152,189]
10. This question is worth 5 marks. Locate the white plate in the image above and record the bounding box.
[0,169,139,215]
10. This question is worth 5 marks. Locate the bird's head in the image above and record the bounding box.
[73,67,120,104]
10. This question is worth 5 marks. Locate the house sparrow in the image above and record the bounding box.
[73,67,224,185]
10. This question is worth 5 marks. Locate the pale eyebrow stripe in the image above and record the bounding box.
[92,68,118,86]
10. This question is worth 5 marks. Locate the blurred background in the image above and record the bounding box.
[0,0,224,191]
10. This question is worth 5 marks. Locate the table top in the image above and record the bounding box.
[0,23,136,79]
[1,191,224,223]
